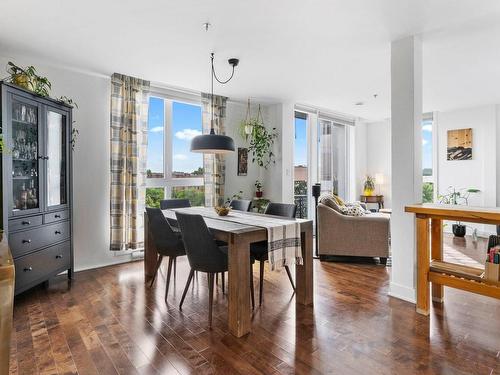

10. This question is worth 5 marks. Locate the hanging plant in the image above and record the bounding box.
[239,100,278,169]
[57,96,79,151]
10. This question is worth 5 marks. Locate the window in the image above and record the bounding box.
[294,111,308,218]
[146,95,204,207]
[422,113,434,203]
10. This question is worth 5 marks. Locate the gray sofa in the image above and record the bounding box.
[317,203,390,262]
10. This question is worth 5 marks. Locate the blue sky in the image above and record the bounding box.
[294,117,307,166]
[147,98,203,174]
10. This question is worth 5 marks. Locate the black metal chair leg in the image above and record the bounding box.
[179,269,194,309]
[149,255,163,288]
[259,260,265,306]
[216,273,219,285]
[208,273,215,329]
[221,272,225,295]
[165,257,174,302]
[250,265,255,309]
[284,265,296,291]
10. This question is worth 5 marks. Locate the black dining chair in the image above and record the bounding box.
[146,208,186,302]
[229,199,252,212]
[160,199,191,210]
[251,202,297,305]
[175,212,230,328]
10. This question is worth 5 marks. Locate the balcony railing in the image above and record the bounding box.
[294,195,308,219]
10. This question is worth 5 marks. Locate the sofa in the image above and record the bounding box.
[317,203,390,263]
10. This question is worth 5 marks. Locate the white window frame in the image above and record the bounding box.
[145,91,204,199]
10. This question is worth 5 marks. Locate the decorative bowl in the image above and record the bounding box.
[214,206,231,216]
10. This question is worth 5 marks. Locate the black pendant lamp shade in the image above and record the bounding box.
[191,130,235,154]
[191,53,238,154]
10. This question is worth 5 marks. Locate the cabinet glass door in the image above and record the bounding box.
[10,98,41,214]
[46,108,68,208]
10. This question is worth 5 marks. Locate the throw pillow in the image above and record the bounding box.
[344,202,366,217]
[319,194,344,214]
[333,194,346,206]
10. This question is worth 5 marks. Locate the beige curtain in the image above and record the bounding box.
[110,73,150,250]
[201,93,227,207]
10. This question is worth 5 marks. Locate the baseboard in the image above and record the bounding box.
[388,282,416,304]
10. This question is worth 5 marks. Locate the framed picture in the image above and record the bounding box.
[447,128,472,160]
[237,147,248,176]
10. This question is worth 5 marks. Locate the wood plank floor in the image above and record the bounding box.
[9,258,500,375]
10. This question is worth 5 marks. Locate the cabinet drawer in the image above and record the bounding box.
[44,210,70,224]
[9,215,43,232]
[10,221,71,258]
[15,241,70,292]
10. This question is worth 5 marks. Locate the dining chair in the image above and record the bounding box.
[175,212,230,328]
[229,199,252,212]
[160,199,191,210]
[146,208,186,302]
[251,202,297,305]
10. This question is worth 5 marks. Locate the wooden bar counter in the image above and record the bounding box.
[0,237,14,375]
[405,204,500,315]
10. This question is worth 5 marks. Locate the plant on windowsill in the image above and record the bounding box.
[239,99,278,169]
[438,186,480,237]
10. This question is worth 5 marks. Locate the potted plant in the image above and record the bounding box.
[363,175,375,196]
[438,186,480,237]
[239,101,278,169]
[4,62,51,97]
[255,180,263,198]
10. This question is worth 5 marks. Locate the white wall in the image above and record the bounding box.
[437,104,498,235]
[0,53,125,271]
[224,101,272,201]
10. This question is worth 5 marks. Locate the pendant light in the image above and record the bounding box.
[191,53,238,154]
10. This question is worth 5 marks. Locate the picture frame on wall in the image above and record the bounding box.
[237,147,248,176]
[447,128,472,160]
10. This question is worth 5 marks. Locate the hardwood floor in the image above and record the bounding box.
[9,257,500,375]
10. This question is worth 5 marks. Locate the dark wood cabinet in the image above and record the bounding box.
[1,82,73,295]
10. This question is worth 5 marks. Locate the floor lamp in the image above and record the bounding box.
[312,183,321,259]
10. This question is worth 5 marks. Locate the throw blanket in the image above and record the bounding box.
[172,207,303,270]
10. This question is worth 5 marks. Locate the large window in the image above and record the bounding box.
[146,95,204,207]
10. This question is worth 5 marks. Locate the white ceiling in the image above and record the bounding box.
[1,0,500,120]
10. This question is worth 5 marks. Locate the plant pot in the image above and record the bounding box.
[256,191,263,198]
[452,224,466,237]
[363,188,374,196]
[12,74,33,90]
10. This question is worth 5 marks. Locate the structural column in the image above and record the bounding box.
[389,36,423,302]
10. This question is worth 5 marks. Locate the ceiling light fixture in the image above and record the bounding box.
[191,53,239,154]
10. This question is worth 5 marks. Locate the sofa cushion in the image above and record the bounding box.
[319,194,344,213]
[344,202,366,216]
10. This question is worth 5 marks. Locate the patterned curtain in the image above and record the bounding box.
[201,93,227,207]
[110,73,150,250]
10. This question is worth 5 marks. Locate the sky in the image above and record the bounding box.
[147,98,203,174]
[294,117,307,166]
[422,119,433,171]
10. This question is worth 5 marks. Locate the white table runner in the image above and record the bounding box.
[171,207,303,270]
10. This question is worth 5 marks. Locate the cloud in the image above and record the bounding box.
[422,124,432,132]
[174,154,188,160]
[175,128,201,140]
[422,139,429,145]
[150,126,164,133]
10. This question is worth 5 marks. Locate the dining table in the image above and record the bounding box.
[144,206,314,338]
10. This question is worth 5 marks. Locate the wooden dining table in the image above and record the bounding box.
[144,207,314,338]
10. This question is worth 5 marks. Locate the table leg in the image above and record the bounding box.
[431,218,444,303]
[228,233,251,337]
[296,222,313,305]
[144,213,156,281]
[416,216,430,315]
